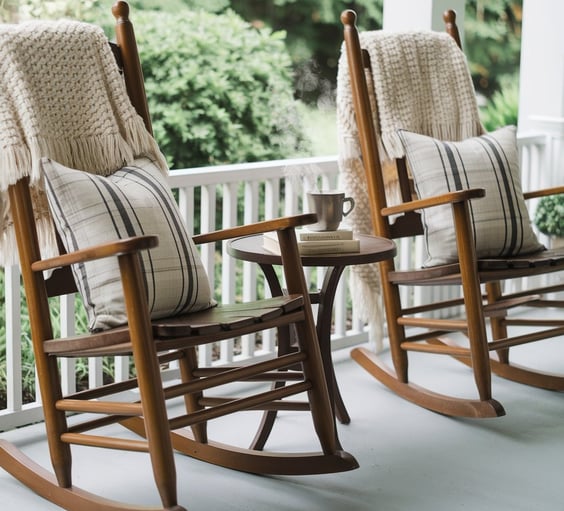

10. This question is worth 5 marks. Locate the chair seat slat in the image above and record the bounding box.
[43,296,305,353]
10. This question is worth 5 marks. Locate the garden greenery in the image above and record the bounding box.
[479,75,519,131]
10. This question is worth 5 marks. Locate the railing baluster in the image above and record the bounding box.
[241,181,259,359]
[197,184,217,368]
[220,182,238,363]
[59,294,76,395]
[88,358,104,389]
[264,177,281,220]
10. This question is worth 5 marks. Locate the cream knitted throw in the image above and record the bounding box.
[0,20,167,265]
[336,30,484,350]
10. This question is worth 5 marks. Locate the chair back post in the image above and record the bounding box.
[340,10,390,239]
[112,1,153,134]
[7,179,74,486]
[7,180,54,341]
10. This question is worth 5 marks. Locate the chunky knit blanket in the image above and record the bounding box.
[336,30,484,350]
[0,20,167,265]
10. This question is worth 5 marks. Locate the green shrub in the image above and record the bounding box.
[133,9,311,169]
[534,194,564,237]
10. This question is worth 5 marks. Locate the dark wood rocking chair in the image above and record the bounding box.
[340,9,564,419]
[0,3,357,510]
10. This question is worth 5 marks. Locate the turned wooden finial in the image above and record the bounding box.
[443,9,456,25]
[112,1,130,23]
[341,9,357,28]
[443,9,462,49]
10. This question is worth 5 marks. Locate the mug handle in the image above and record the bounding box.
[342,197,355,217]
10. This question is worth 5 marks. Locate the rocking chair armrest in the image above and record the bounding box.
[31,235,159,272]
[523,185,564,200]
[381,188,486,217]
[192,213,318,245]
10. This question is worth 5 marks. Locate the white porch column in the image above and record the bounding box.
[518,0,564,185]
[382,0,466,43]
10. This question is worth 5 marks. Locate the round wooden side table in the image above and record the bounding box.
[227,232,396,449]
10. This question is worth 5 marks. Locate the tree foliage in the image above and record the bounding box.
[464,0,522,98]
[0,0,106,23]
[225,0,522,104]
[223,1,523,124]
[228,0,383,104]
[479,75,519,130]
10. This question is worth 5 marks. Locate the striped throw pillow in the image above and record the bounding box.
[42,157,215,331]
[397,126,543,267]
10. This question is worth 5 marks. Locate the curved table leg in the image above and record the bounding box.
[249,262,350,451]
[249,263,290,451]
[314,265,350,424]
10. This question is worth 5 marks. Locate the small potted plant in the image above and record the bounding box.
[534,194,564,247]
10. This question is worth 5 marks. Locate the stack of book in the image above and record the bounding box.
[263,228,360,255]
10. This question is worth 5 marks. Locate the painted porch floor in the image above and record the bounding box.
[2,330,563,511]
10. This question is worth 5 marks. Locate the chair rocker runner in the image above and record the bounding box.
[339,9,564,419]
[0,3,357,510]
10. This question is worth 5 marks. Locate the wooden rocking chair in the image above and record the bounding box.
[0,3,357,510]
[340,9,564,419]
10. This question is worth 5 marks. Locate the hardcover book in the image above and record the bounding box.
[263,231,360,255]
[298,228,354,241]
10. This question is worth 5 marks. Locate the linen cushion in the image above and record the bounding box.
[42,157,215,331]
[397,126,544,267]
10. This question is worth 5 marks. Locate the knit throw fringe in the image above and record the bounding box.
[336,29,484,351]
[0,19,168,265]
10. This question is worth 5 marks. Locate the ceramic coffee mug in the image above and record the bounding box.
[306,191,355,231]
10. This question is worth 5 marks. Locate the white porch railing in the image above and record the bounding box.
[0,132,552,431]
